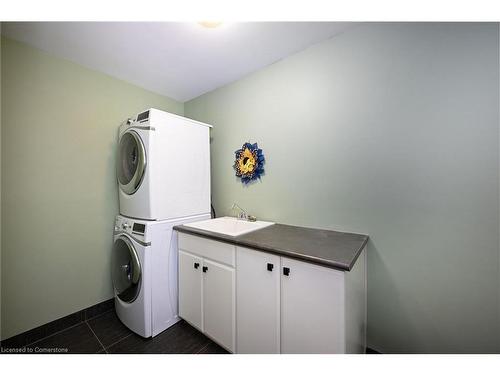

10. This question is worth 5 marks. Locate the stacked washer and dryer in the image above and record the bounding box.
[111,108,212,338]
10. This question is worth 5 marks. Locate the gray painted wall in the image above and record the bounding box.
[0,37,183,339]
[185,23,500,353]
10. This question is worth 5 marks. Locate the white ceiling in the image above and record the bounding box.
[2,22,358,102]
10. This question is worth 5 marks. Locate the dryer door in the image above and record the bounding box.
[112,236,142,303]
[117,130,147,195]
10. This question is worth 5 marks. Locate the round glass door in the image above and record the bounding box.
[111,236,142,303]
[117,130,146,195]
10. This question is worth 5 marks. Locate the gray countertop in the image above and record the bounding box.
[174,222,369,271]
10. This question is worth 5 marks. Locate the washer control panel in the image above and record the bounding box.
[115,216,147,239]
[136,110,150,123]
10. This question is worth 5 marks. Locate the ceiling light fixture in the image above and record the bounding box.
[198,21,223,29]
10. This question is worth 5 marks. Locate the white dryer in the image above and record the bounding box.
[116,108,212,221]
[111,213,210,338]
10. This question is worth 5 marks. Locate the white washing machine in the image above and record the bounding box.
[116,108,212,221]
[111,213,210,337]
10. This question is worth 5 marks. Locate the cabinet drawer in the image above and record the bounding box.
[178,233,235,267]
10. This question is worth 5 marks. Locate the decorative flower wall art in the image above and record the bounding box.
[233,142,265,184]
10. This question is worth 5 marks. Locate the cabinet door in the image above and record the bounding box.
[281,257,345,353]
[178,250,203,331]
[202,259,235,352]
[236,247,280,353]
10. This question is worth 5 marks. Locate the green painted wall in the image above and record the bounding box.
[185,23,500,353]
[0,37,183,339]
[0,24,3,339]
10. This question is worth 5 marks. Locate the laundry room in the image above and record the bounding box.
[1,1,500,374]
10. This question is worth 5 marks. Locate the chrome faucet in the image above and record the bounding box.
[231,203,248,220]
[231,203,256,221]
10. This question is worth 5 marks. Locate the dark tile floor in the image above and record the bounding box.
[4,310,228,354]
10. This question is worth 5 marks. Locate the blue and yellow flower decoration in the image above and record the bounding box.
[234,142,265,184]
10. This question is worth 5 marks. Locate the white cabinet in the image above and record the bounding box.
[178,234,236,352]
[236,247,280,353]
[178,251,203,331]
[178,233,366,354]
[203,259,235,351]
[281,257,345,354]
[279,254,367,354]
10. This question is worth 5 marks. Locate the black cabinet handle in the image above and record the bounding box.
[267,263,274,272]
[283,267,290,276]
[194,262,200,269]
[202,266,208,273]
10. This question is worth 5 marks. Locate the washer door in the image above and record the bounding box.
[117,130,146,195]
[112,236,142,303]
